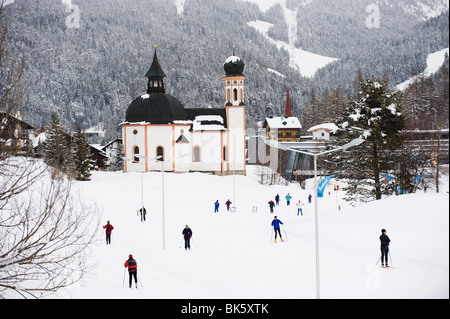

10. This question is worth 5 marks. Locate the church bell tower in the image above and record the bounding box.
[222,46,246,175]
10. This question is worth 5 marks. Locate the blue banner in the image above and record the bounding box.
[317,175,334,198]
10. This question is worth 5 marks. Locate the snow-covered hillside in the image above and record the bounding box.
[246,0,338,77]
[39,165,448,299]
[396,47,449,90]
[248,19,338,77]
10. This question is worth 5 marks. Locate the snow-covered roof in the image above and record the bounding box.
[307,123,338,133]
[224,56,242,65]
[265,116,301,129]
[192,115,226,131]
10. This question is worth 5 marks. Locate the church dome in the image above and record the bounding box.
[125,93,187,124]
[224,55,245,76]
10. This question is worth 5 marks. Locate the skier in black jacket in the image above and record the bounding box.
[379,229,391,267]
[182,225,193,250]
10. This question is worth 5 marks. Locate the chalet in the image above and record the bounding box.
[263,88,302,143]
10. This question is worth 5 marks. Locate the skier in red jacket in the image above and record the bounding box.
[124,254,138,288]
[103,221,114,245]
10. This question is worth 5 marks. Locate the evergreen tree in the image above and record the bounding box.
[109,141,124,172]
[42,113,75,178]
[332,77,405,203]
[73,123,94,181]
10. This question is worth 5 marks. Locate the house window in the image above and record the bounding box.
[133,146,140,162]
[193,146,201,162]
[156,146,164,161]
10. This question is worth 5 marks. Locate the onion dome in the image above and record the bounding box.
[224,46,245,76]
[125,93,187,124]
[224,55,245,76]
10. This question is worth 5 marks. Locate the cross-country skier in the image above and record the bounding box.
[214,200,219,213]
[296,200,303,216]
[308,194,312,203]
[286,193,292,206]
[182,225,193,250]
[103,221,114,245]
[225,199,232,211]
[124,254,138,288]
[139,206,147,222]
[379,229,391,267]
[268,200,275,213]
[271,216,284,242]
[275,194,280,206]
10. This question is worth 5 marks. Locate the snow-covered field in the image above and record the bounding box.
[46,165,448,299]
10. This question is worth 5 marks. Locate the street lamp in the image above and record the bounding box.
[134,154,148,220]
[287,138,364,299]
[123,154,166,249]
[155,155,165,249]
[123,155,148,222]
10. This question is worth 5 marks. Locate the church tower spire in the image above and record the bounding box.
[284,87,293,117]
[145,45,166,94]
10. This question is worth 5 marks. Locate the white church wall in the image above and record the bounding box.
[147,125,173,171]
[190,131,223,172]
[123,125,146,172]
[226,106,246,172]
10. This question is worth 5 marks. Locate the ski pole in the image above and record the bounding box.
[282,225,288,242]
[270,228,273,243]
[137,274,143,288]
[388,249,393,267]
[122,267,126,287]
[192,237,198,248]
[179,237,184,249]
[374,256,381,268]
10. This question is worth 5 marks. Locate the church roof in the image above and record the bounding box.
[124,48,230,127]
[124,93,187,124]
[284,88,293,117]
[145,49,166,79]
[223,55,245,77]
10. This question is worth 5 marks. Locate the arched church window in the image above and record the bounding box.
[156,146,164,161]
[233,89,238,101]
[227,89,231,102]
[223,146,228,162]
[193,146,201,162]
[133,146,140,162]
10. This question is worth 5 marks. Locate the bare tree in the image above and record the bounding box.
[0,157,99,299]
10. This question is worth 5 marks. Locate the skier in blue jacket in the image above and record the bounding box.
[214,200,219,213]
[271,216,284,242]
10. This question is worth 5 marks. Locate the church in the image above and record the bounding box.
[120,47,246,175]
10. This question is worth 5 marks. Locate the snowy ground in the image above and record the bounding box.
[44,165,449,299]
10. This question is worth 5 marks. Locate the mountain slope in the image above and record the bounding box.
[3,0,448,139]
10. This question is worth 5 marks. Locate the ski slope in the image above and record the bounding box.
[42,165,449,299]
[396,47,449,91]
[248,19,338,77]
[245,0,338,77]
